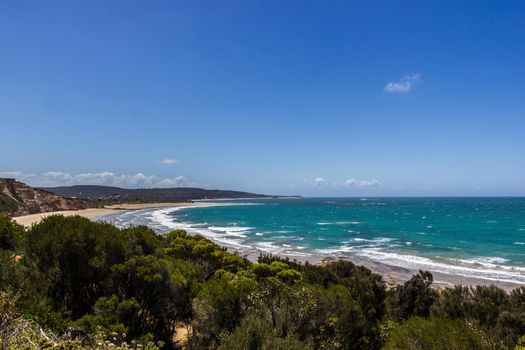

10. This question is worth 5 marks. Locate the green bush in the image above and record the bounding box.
[383,317,497,350]
[0,214,524,349]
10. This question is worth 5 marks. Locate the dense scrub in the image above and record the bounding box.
[0,214,524,349]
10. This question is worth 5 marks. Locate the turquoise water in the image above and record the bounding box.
[102,197,525,284]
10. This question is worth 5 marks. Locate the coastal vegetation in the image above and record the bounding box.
[1,214,524,349]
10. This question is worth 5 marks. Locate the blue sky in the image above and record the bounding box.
[1,1,524,196]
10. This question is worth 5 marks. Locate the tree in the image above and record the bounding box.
[218,314,311,350]
[431,285,470,319]
[111,255,191,344]
[189,270,257,349]
[384,317,497,350]
[396,270,437,319]
[0,215,24,251]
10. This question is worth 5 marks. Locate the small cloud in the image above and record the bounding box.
[338,178,382,187]
[314,177,325,187]
[344,178,359,186]
[384,73,421,93]
[159,158,178,164]
[306,177,381,188]
[358,178,381,187]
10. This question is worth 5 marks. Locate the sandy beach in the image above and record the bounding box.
[12,202,212,227]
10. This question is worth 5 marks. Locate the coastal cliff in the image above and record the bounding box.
[0,178,94,216]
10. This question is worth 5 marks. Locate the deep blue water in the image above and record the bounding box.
[101,197,525,284]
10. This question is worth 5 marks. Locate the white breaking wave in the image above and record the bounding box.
[208,226,253,232]
[456,257,509,265]
[255,241,312,257]
[317,221,361,226]
[100,205,525,285]
[105,205,312,258]
[208,226,253,237]
[316,246,525,284]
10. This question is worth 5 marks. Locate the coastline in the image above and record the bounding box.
[100,203,525,291]
[316,255,523,291]
[11,202,525,291]
[12,202,217,227]
[239,249,521,291]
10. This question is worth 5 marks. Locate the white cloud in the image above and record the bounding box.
[159,158,178,164]
[0,171,192,188]
[305,177,381,188]
[384,73,421,93]
[336,178,382,187]
[314,177,325,187]
[344,178,359,186]
[358,178,381,187]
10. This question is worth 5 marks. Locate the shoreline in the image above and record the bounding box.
[100,204,525,291]
[241,249,522,291]
[11,203,525,291]
[11,202,218,227]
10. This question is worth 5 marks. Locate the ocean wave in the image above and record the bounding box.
[103,204,525,285]
[255,241,312,257]
[272,235,304,241]
[353,237,393,244]
[318,246,525,284]
[208,226,253,237]
[317,245,355,254]
[122,207,256,250]
[208,226,253,232]
[457,257,509,265]
[317,221,361,226]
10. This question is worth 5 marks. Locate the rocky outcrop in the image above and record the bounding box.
[0,178,95,217]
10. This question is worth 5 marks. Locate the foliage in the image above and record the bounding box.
[516,335,525,350]
[395,270,438,320]
[0,195,18,214]
[383,317,497,350]
[0,214,524,349]
[0,214,23,250]
[218,314,311,350]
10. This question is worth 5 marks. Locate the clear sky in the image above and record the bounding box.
[1,1,524,196]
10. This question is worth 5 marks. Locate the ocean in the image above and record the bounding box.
[99,197,525,285]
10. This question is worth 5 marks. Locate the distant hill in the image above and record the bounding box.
[40,185,281,203]
[0,178,94,216]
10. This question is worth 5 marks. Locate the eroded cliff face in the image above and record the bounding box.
[0,178,94,216]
